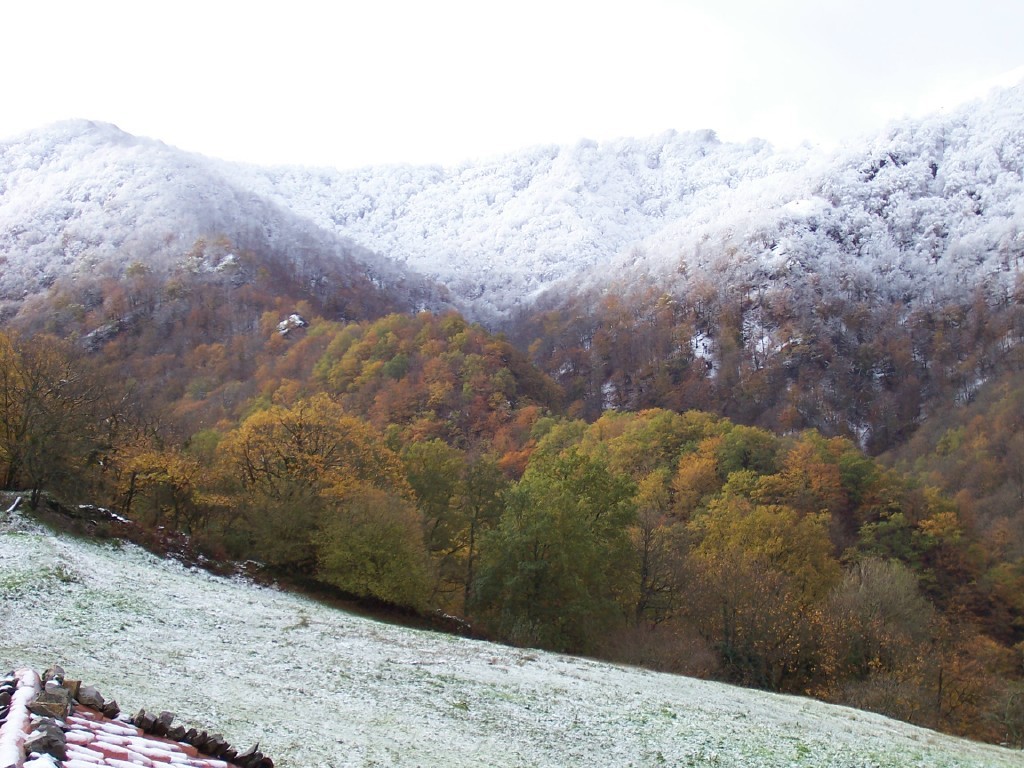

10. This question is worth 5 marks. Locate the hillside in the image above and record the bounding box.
[227,82,1024,320]
[3,83,1023,326]
[195,79,1024,317]
[4,86,1023,451]
[226,130,788,319]
[3,79,1024,760]
[0,120,448,324]
[608,81,1024,309]
[2,509,1018,768]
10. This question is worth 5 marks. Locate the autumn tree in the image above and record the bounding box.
[827,556,935,704]
[672,437,725,518]
[0,332,107,507]
[578,408,722,480]
[685,487,841,691]
[318,482,433,610]
[458,453,508,613]
[755,433,847,518]
[402,439,467,603]
[220,393,419,588]
[631,470,686,626]
[714,424,779,478]
[119,448,204,531]
[312,311,560,448]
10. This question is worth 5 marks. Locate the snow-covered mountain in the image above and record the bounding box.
[615,83,1024,311]
[225,130,793,318]
[3,510,1019,768]
[2,82,1023,325]
[217,80,1024,317]
[0,121,447,321]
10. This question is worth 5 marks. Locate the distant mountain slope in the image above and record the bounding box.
[229,82,1024,319]
[612,82,1024,310]
[227,130,794,318]
[3,512,1018,768]
[1,84,1021,326]
[0,120,446,322]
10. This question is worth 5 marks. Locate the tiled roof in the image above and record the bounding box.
[0,668,272,768]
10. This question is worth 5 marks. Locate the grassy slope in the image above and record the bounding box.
[1,512,1019,768]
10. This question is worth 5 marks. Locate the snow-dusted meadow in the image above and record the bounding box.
[1,511,1018,768]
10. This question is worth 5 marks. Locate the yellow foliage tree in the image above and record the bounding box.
[120,448,204,531]
[685,490,841,691]
[220,393,413,576]
[755,434,848,518]
[693,494,840,601]
[631,470,687,625]
[672,438,723,518]
[0,332,104,506]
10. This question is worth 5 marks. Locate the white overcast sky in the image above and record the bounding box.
[3,0,1023,169]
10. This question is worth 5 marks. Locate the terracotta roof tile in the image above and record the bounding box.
[0,669,271,768]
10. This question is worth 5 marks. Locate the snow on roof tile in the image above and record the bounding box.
[0,668,272,768]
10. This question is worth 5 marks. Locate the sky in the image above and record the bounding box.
[3,0,1023,170]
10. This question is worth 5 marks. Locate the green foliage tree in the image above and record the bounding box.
[473,449,636,653]
[459,454,508,613]
[403,439,467,603]
[714,424,779,478]
[318,483,432,610]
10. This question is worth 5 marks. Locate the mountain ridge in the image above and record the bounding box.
[228,79,1024,320]
[224,127,788,318]
[3,82,1023,328]
[0,120,449,324]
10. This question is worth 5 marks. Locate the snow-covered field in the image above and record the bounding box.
[1,511,1019,768]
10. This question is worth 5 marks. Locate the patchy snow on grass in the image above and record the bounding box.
[1,518,1019,768]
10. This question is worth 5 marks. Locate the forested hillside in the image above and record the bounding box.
[2,84,1024,747]
[4,85,1023,327]
[2,307,1023,744]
